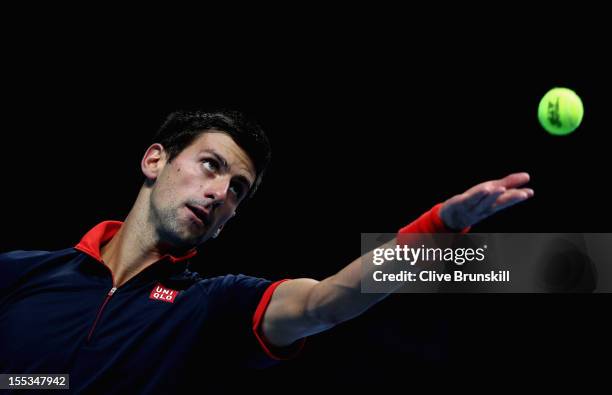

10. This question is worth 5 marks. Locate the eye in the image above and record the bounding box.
[229,183,245,199]
[202,158,220,173]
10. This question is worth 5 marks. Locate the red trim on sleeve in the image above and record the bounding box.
[398,203,471,234]
[252,279,306,361]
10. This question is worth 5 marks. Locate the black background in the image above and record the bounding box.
[1,11,610,391]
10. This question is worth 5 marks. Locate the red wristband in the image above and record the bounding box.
[398,203,471,234]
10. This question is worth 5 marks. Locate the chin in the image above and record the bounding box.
[157,223,201,251]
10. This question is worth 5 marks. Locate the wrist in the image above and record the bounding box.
[398,203,470,234]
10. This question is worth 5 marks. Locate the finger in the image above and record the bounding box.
[493,188,534,211]
[496,172,530,189]
[500,188,534,203]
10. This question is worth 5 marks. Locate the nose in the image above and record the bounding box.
[205,175,231,209]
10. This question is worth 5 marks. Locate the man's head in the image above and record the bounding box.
[139,110,271,250]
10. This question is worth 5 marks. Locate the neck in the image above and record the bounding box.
[100,189,180,288]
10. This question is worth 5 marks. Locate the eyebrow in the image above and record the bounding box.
[202,149,254,188]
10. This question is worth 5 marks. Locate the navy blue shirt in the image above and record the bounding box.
[0,221,302,394]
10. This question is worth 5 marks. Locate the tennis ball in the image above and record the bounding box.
[538,87,584,136]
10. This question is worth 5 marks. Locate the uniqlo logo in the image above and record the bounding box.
[149,284,179,303]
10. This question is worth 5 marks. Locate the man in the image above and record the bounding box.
[0,110,533,393]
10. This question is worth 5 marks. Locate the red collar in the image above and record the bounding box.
[75,221,198,264]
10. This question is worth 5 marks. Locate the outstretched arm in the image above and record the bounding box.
[261,172,534,347]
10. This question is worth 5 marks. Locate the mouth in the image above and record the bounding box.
[186,204,210,226]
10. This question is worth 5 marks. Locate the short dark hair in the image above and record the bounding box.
[153,110,271,200]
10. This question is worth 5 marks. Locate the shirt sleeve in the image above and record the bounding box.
[213,274,305,369]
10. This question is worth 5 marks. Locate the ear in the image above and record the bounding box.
[141,144,167,182]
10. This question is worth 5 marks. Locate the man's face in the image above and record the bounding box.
[147,131,256,249]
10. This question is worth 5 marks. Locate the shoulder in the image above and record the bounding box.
[197,273,272,294]
[0,248,80,291]
[0,247,78,264]
[195,274,275,312]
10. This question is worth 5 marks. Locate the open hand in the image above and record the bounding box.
[439,172,534,230]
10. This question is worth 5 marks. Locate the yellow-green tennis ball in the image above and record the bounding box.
[538,87,584,136]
